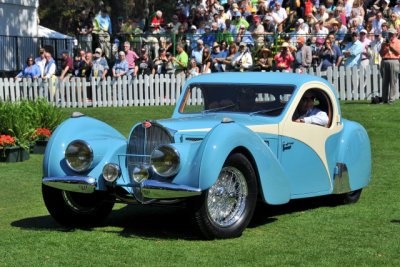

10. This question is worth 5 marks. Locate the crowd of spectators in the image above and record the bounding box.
[15,0,400,80]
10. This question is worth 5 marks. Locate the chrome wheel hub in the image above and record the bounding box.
[207,166,248,227]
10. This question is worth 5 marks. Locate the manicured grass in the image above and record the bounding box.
[1,102,400,266]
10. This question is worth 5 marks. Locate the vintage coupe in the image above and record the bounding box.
[42,73,371,239]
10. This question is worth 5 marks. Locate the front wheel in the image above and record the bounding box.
[42,184,115,227]
[194,153,258,239]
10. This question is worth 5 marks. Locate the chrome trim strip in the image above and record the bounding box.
[140,180,201,199]
[42,176,97,193]
[332,163,351,194]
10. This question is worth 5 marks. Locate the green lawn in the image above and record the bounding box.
[1,103,400,266]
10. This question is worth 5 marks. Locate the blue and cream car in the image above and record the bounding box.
[42,73,371,239]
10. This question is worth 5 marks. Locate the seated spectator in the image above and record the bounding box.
[251,16,265,51]
[235,24,255,47]
[255,47,273,71]
[388,13,400,30]
[15,57,41,80]
[202,24,217,48]
[332,19,347,43]
[187,58,200,76]
[315,5,329,23]
[312,21,329,37]
[231,11,250,31]
[112,51,129,78]
[372,12,387,33]
[191,39,205,67]
[274,42,295,71]
[187,25,201,51]
[152,48,169,75]
[232,42,253,71]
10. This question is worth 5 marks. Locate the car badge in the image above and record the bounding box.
[142,121,152,128]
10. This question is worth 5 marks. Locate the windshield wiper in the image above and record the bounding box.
[202,104,236,113]
[249,107,284,116]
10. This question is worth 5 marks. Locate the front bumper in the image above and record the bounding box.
[42,176,202,199]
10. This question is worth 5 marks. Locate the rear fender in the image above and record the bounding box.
[197,122,291,205]
[336,120,371,190]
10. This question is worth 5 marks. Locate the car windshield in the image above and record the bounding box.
[180,84,294,116]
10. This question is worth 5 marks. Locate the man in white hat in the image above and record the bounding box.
[232,42,253,71]
[359,29,372,67]
[379,28,400,104]
[191,39,204,66]
[91,47,109,80]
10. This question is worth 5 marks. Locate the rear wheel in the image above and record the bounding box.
[194,153,258,239]
[42,185,115,227]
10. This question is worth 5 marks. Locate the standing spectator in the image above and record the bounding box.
[255,47,274,71]
[232,42,253,71]
[311,37,324,69]
[93,7,112,59]
[165,52,175,75]
[379,28,400,104]
[251,16,265,51]
[112,51,129,78]
[91,48,109,80]
[372,12,387,33]
[294,37,312,71]
[35,48,46,78]
[191,39,205,67]
[274,42,295,71]
[200,46,212,73]
[343,32,363,67]
[123,41,139,77]
[76,10,93,52]
[43,52,56,79]
[359,29,372,67]
[393,0,400,17]
[370,30,384,65]
[327,33,344,66]
[223,43,238,71]
[152,48,169,75]
[15,57,41,79]
[135,53,154,76]
[78,52,92,79]
[320,38,340,71]
[172,43,189,75]
[60,51,74,81]
[187,58,200,76]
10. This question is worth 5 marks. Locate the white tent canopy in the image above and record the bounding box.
[38,25,73,39]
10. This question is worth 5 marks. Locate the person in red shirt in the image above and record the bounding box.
[274,42,295,72]
[123,41,139,77]
[379,28,400,104]
[60,51,74,80]
[150,10,164,31]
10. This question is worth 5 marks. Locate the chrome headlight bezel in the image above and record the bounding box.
[150,145,180,177]
[102,163,121,183]
[65,140,93,173]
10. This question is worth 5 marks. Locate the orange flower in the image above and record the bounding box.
[32,128,52,141]
[0,135,16,148]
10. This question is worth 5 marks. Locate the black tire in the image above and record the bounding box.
[335,189,362,205]
[194,153,258,239]
[42,184,115,227]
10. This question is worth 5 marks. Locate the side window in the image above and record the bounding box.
[292,89,333,127]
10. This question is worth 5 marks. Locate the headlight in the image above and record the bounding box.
[65,140,93,172]
[102,163,120,182]
[150,145,180,177]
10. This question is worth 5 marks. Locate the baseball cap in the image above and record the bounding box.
[95,48,102,54]
[388,28,397,34]
[316,37,325,44]
[205,25,211,29]
[191,25,197,30]
[297,18,304,24]
[297,36,305,44]
[360,29,368,34]
[281,42,289,48]
[235,11,242,17]
[239,42,247,47]
[118,51,125,56]
[197,39,204,44]
[240,24,246,29]
[264,15,272,21]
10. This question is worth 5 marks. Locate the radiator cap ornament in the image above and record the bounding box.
[142,120,152,128]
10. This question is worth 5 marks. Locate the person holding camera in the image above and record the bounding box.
[379,28,400,104]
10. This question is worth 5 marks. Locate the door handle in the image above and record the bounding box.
[283,142,293,151]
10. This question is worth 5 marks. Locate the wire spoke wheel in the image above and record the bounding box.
[207,166,248,227]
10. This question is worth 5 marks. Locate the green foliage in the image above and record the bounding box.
[0,99,63,150]
[1,104,400,266]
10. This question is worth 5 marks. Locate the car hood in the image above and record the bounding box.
[156,113,279,134]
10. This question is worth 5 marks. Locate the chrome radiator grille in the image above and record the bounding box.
[127,122,173,178]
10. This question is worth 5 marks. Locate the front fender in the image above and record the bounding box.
[197,122,291,205]
[44,115,127,190]
[337,119,371,190]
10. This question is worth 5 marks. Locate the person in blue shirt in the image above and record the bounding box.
[112,51,129,78]
[15,57,41,79]
[343,32,363,67]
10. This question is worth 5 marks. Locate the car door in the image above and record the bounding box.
[279,86,343,198]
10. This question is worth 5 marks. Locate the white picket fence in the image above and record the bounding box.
[0,65,383,108]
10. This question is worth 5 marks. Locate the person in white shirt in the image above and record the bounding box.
[231,42,253,71]
[315,5,329,23]
[393,0,400,17]
[372,12,387,33]
[293,91,329,127]
[272,2,287,24]
[35,48,47,78]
